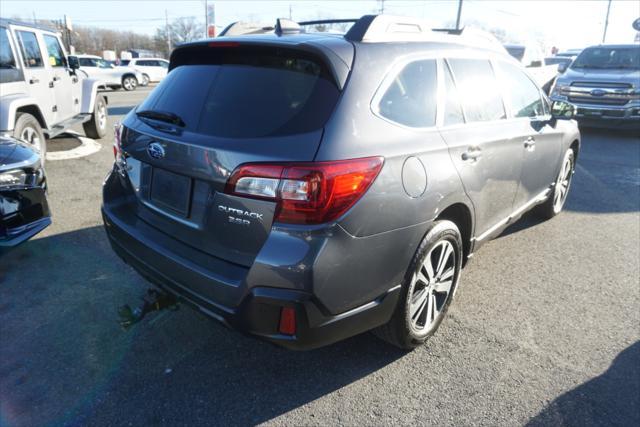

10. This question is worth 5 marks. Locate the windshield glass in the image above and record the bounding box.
[571,46,640,70]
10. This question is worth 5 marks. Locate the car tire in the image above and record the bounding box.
[122,75,137,91]
[83,95,108,139]
[141,74,150,86]
[373,220,463,350]
[14,112,47,163]
[536,148,575,220]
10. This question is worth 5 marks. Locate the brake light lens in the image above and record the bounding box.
[278,307,296,335]
[225,157,384,224]
[113,123,126,172]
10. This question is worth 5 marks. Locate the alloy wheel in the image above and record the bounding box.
[409,240,456,332]
[21,125,43,153]
[97,102,107,130]
[553,153,573,213]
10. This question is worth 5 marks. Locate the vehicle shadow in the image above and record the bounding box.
[0,226,405,426]
[526,341,640,426]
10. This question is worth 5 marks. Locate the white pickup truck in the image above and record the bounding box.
[504,43,559,93]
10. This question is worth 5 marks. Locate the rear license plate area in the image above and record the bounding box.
[149,168,192,216]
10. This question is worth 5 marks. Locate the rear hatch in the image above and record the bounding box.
[119,42,344,267]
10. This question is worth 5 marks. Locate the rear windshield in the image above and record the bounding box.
[138,46,340,138]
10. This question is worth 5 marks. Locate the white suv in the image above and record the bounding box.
[121,58,169,85]
[0,19,108,159]
[71,54,144,91]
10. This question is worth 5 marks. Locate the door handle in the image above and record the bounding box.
[524,137,536,149]
[461,147,482,161]
[29,78,39,84]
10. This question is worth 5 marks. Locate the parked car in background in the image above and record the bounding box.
[504,43,559,92]
[103,16,580,350]
[0,19,108,159]
[0,135,50,252]
[550,44,640,129]
[556,49,582,58]
[120,58,169,85]
[70,54,144,91]
[544,55,573,70]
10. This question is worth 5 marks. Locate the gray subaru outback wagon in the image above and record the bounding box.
[102,15,580,350]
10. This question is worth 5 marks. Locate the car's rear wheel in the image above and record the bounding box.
[374,220,462,349]
[83,95,108,139]
[536,149,574,219]
[14,112,47,164]
[122,75,137,91]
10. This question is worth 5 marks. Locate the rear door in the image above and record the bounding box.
[13,28,55,126]
[120,44,344,266]
[439,57,524,239]
[495,60,562,208]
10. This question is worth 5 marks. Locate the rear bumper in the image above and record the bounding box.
[102,206,401,350]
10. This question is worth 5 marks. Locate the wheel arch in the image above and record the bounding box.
[121,73,137,83]
[434,202,474,267]
[0,95,49,132]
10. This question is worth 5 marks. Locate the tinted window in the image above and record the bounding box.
[498,62,544,118]
[139,48,339,138]
[79,57,95,67]
[43,34,65,67]
[571,46,640,70]
[448,58,505,123]
[0,28,16,68]
[16,31,43,68]
[138,60,152,66]
[120,59,130,66]
[378,59,437,128]
[443,62,464,126]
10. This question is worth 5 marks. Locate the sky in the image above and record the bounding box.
[1,0,639,51]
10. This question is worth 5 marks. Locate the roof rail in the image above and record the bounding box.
[298,19,359,27]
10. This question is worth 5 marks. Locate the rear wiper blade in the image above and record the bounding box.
[136,110,185,127]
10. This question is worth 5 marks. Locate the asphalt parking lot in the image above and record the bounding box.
[1,85,639,427]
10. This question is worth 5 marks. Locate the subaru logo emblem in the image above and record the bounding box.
[590,89,606,97]
[147,142,165,159]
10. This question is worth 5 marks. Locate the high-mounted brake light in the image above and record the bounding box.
[225,157,384,224]
[207,41,240,48]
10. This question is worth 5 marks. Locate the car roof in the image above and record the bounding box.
[583,44,639,49]
[0,17,58,33]
[132,57,168,61]
[76,54,101,58]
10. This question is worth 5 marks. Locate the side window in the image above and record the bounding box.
[43,34,65,67]
[377,59,437,128]
[79,57,95,67]
[0,28,16,68]
[16,30,43,68]
[443,61,464,126]
[498,62,544,118]
[159,60,169,69]
[447,58,505,123]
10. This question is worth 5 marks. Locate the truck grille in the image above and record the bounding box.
[568,96,629,106]
[571,81,633,89]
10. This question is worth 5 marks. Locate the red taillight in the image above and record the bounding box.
[225,157,384,225]
[278,307,296,335]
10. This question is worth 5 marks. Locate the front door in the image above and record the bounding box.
[14,28,55,126]
[494,60,563,208]
[42,33,79,122]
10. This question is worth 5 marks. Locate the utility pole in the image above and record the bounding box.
[32,11,36,24]
[289,4,292,20]
[379,0,385,14]
[204,0,208,38]
[602,0,612,43]
[165,9,171,54]
[455,0,463,30]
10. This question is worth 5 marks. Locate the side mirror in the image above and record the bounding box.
[551,101,576,120]
[557,62,568,73]
[68,55,79,70]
